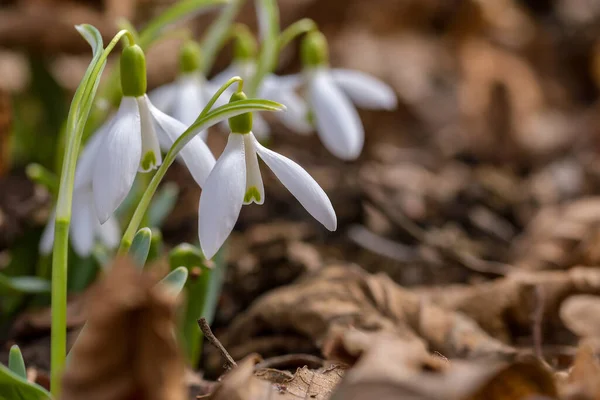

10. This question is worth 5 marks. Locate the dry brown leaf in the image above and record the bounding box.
[512,198,600,270]
[329,330,555,400]
[60,257,185,400]
[559,340,600,400]
[560,295,600,338]
[211,265,515,373]
[207,355,344,400]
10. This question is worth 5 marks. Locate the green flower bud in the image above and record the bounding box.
[228,92,252,134]
[179,41,203,74]
[233,26,258,61]
[120,44,147,97]
[301,31,329,67]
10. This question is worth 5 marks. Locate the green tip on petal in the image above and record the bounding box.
[228,91,253,134]
[244,186,262,203]
[301,30,329,67]
[141,151,158,171]
[120,44,147,97]
[179,41,203,74]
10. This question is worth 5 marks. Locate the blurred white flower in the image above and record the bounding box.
[211,61,311,138]
[39,189,120,257]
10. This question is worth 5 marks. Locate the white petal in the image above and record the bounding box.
[309,70,364,160]
[148,101,215,186]
[198,133,246,259]
[251,113,271,140]
[137,96,162,172]
[148,82,177,113]
[243,134,264,205]
[266,73,303,90]
[173,74,206,126]
[254,136,337,230]
[331,69,397,110]
[74,120,111,191]
[261,76,312,134]
[93,96,141,223]
[39,210,56,255]
[96,216,121,250]
[70,191,96,256]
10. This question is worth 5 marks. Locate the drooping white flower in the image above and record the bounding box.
[211,61,312,138]
[300,31,397,160]
[88,44,216,224]
[148,41,214,139]
[40,189,120,257]
[198,93,336,259]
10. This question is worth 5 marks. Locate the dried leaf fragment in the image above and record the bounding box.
[60,257,185,400]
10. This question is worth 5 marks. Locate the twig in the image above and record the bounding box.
[198,318,238,370]
[531,285,545,362]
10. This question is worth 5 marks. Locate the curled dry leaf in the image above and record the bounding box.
[60,257,185,400]
[329,330,556,400]
[560,295,600,338]
[212,265,514,371]
[207,355,344,400]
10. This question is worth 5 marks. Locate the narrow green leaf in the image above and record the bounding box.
[148,183,179,227]
[201,0,244,73]
[0,363,51,400]
[8,346,26,380]
[249,0,280,96]
[0,274,51,295]
[25,163,58,195]
[129,228,152,268]
[159,267,189,296]
[147,228,164,263]
[139,0,229,49]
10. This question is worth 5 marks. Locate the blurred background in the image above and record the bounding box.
[3,0,600,375]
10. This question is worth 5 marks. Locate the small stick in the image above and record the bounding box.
[198,318,238,370]
[531,285,545,361]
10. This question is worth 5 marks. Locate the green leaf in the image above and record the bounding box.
[0,363,51,400]
[148,183,179,227]
[0,274,51,296]
[139,0,229,49]
[201,0,244,73]
[129,228,152,268]
[249,0,280,96]
[8,346,26,380]
[159,267,188,296]
[147,228,164,263]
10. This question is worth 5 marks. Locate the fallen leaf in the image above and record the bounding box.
[60,257,185,400]
[560,295,600,338]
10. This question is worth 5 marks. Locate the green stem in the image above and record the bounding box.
[50,29,132,398]
[278,18,317,51]
[248,0,280,97]
[201,0,246,74]
[50,220,68,396]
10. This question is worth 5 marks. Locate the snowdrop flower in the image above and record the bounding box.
[40,131,120,256]
[210,30,311,138]
[299,31,397,160]
[90,44,215,223]
[40,190,121,257]
[198,92,336,259]
[149,41,214,135]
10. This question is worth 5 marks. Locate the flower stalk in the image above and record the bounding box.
[50,26,134,397]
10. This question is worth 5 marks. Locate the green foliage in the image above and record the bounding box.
[129,228,152,268]
[0,363,51,400]
[8,346,26,379]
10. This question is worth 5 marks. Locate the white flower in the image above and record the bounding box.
[39,190,120,257]
[198,131,337,259]
[305,67,397,160]
[148,72,214,140]
[211,61,311,138]
[83,95,216,223]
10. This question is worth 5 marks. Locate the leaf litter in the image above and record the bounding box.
[7,0,600,398]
